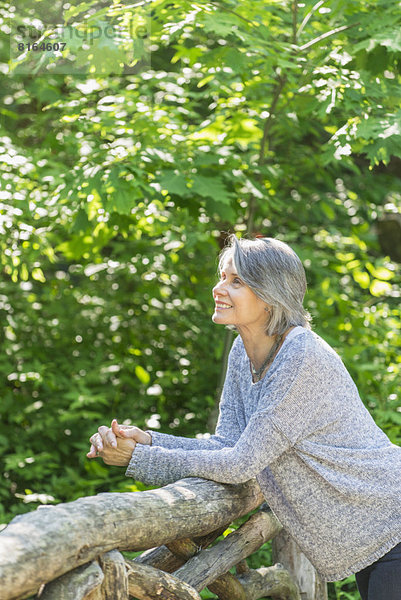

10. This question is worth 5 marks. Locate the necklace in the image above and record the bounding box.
[250,334,283,382]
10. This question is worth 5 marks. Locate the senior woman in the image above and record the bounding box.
[87,235,401,599]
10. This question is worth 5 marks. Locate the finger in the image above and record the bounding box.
[87,444,97,458]
[98,425,114,449]
[111,419,130,438]
[107,430,117,448]
[98,425,109,439]
[99,425,117,448]
[90,433,103,451]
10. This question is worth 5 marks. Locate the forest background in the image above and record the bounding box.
[1,0,401,598]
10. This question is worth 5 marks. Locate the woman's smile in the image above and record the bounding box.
[215,301,233,310]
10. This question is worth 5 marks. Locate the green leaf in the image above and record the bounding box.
[71,208,90,233]
[192,175,232,204]
[369,280,392,296]
[320,202,335,220]
[135,366,150,385]
[32,268,46,283]
[159,171,190,197]
[201,14,239,38]
[352,270,370,289]
[64,1,99,23]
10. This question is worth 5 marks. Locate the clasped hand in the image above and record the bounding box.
[87,419,151,467]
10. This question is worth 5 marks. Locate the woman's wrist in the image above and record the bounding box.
[133,428,152,445]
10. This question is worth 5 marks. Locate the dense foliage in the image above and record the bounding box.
[1,1,400,597]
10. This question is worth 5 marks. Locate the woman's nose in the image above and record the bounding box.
[213,280,227,296]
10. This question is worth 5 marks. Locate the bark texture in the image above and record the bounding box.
[99,550,128,600]
[134,545,185,573]
[173,506,282,591]
[237,564,301,600]
[273,530,328,600]
[39,560,104,600]
[132,527,227,573]
[126,562,201,600]
[207,572,247,600]
[133,530,248,600]
[0,478,263,600]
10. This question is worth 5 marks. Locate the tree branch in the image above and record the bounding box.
[207,1,256,27]
[245,73,287,234]
[298,23,358,52]
[292,0,298,45]
[297,0,327,38]
[258,75,288,164]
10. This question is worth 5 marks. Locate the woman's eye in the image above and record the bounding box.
[233,278,242,285]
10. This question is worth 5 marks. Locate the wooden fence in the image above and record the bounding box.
[0,478,327,600]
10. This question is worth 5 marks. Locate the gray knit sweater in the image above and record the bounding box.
[126,327,401,581]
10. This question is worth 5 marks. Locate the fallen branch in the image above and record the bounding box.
[133,527,226,573]
[0,478,263,600]
[173,506,282,591]
[99,550,128,600]
[238,564,301,600]
[126,562,201,600]
[39,561,104,600]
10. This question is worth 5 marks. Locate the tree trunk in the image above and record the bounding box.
[0,478,263,600]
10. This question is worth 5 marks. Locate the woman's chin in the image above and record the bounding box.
[212,312,231,324]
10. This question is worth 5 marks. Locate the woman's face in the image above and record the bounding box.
[212,256,268,333]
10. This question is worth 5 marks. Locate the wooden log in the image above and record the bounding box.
[167,538,200,557]
[272,530,327,600]
[208,572,247,600]
[136,530,248,600]
[237,564,301,600]
[38,560,104,600]
[193,526,228,549]
[133,526,227,573]
[133,545,185,572]
[126,562,201,600]
[235,559,250,575]
[84,589,103,600]
[99,550,128,600]
[0,478,263,600]
[173,506,282,591]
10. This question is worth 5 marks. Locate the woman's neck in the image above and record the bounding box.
[238,325,295,372]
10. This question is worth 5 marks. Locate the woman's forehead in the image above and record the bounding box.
[220,256,237,274]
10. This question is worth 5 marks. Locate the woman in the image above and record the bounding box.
[87,235,401,599]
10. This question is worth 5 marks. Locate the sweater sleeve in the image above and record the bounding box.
[125,408,290,485]
[143,337,243,452]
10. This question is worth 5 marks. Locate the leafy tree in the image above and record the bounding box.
[0,2,400,596]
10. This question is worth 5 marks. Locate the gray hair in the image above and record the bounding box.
[218,234,312,336]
